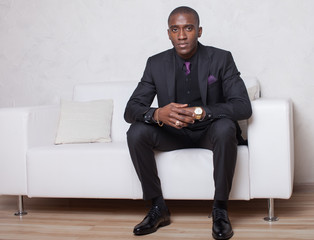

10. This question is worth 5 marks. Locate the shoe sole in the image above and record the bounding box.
[134,220,171,236]
[212,230,234,240]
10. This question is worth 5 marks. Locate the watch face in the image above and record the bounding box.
[195,107,202,114]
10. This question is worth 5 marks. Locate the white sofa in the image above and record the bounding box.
[0,78,294,220]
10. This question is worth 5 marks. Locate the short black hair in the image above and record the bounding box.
[168,6,200,27]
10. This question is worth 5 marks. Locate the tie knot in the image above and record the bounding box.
[184,62,191,75]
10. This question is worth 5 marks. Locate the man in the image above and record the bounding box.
[124,6,252,240]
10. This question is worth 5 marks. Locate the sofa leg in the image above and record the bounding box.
[264,198,278,222]
[14,195,27,216]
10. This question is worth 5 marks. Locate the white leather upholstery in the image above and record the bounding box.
[248,99,294,198]
[27,142,137,198]
[0,78,294,202]
[155,146,250,200]
[0,108,29,195]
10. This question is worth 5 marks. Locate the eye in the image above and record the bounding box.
[186,26,193,31]
[171,28,178,33]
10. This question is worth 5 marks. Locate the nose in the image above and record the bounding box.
[178,29,187,40]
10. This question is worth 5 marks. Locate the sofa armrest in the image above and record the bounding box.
[248,99,294,199]
[0,105,60,195]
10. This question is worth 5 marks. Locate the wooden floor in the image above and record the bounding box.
[1,185,314,240]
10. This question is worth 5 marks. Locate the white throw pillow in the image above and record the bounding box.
[247,84,260,101]
[55,99,113,144]
[238,82,260,140]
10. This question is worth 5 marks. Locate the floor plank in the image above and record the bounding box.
[1,185,314,239]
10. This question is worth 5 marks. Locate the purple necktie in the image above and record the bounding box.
[184,62,191,75]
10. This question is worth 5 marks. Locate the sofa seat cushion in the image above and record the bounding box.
[27,142,249,200]
[156,146,250,200]
[26,142,138,198]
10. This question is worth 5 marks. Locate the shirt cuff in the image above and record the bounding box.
[144,108,157,124]
[202,106,212,121]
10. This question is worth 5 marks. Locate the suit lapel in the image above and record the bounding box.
[198,44,210,105]
[164,49,176,103]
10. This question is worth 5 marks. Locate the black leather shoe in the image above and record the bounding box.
[212,208,234,240]
[133,205,171,235]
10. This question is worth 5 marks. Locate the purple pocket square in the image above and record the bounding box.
[207,75,217,85]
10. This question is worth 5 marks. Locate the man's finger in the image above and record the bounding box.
[170,103,188,108]
[173,107,194,117]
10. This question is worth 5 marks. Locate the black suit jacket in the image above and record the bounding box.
[124,43,252,124]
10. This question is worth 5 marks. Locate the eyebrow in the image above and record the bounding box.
[169,24,195,29]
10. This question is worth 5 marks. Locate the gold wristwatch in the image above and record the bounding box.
[194,107,203,120]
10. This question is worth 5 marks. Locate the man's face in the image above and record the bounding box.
[168,13,202,59]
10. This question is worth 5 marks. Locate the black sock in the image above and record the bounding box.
[213,200,228,211]
[152,195,166,209]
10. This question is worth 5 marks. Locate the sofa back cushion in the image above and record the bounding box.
[72,77,259,142]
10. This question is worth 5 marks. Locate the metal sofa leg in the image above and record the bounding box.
[14,195,27,216]
[264,198,278,222]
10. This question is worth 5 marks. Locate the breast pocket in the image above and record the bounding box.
[206,81,223,103]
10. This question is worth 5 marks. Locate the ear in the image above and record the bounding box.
[198,27,203,38]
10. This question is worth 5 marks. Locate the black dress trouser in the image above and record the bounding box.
[126,118,238,201]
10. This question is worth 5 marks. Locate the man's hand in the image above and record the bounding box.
[154,103,198,129]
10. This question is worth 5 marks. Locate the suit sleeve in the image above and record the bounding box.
[205,52,252,121]
[124,58,157,123]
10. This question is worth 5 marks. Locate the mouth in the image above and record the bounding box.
[177,42,188,48]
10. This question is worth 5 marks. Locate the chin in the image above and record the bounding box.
[176,49,191,58]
